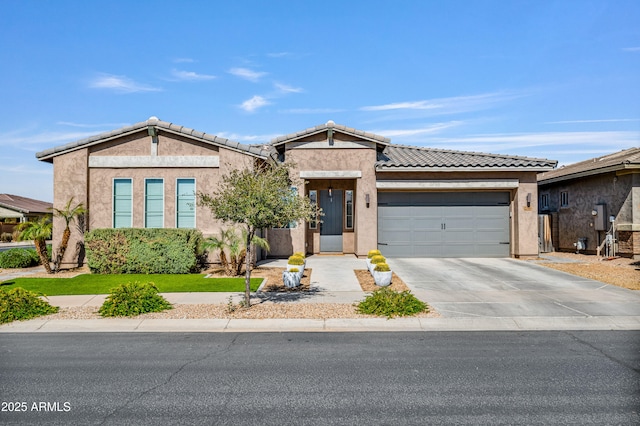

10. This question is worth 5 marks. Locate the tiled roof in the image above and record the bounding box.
[376,144,557,170]
[36,117,271,161]
[538,147,640,184]
[270,120,390,146]
[0,194,52,214]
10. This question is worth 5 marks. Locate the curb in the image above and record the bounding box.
[2,316,639,333]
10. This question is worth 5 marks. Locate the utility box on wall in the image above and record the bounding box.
[594,204,607,231]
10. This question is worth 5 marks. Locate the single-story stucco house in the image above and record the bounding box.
[0,194,53,238]
[36,117,557,268]
[537,147,640,259]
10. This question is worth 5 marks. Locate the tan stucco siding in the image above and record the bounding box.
[52,148,89,268]
[156,133,220,156]
[89,132,151,156]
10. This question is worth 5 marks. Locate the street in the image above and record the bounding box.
[1,332,638,425]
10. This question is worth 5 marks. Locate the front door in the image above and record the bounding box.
[320,189,343,252]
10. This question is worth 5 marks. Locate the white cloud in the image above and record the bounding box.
[170,69,216,81]
[0,129,107,147]
[267,52,291,58]
[228,67,267,82]
[279,108,345,114]
[88,73,161,93]
[422,130,639,153]
[274,82,303,93]
[240,95,270,112]
[216,131,280,142]
[546,118,640,124]
[373,122,463,138]
[360,91,525,116]
[621,47,640,52]
[173,57,195,63]
[56,121,128,128]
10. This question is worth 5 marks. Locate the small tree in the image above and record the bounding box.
[204,227,270,276]
[51,197,86,272]
[16,217,53,274]
[199,163,318,306]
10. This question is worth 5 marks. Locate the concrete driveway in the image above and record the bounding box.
[388,258,640,319]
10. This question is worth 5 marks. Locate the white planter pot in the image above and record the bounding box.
[282,271,301,288]
[366,259,373,272]
[287,263,305,275]
[372,270,392,287]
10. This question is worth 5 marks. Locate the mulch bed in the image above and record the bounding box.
[353,269,411,292]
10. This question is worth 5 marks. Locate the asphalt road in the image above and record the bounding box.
[1,332,638,425]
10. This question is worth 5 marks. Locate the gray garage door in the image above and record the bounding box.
[378,192,510,257]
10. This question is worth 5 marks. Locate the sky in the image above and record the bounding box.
[1,0,639,202]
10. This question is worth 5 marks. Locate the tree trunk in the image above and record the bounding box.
[53,227,71,272]
[236,249,246,276]
[244,228,253,307]
[219,251,232,276]
[35,238,52,274]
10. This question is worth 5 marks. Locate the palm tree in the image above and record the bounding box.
[17,217,53,274]
[51,198,86,272]
[204,227,270,276]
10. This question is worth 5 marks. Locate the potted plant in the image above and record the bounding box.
[287,254,305,275]
[368,254,386,273]
[372,263,393,287]
[366,249,381,271]
[282,268,301,288]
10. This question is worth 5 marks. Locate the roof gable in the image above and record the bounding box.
[36,117,271,162]
[538,147,640,184]
[270,120,390,147]
[377,144,557,171]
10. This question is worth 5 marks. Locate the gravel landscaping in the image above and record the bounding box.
[535,252,640,290]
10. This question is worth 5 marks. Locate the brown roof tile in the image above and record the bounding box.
[538,147,640,183]
[0,194,52,214]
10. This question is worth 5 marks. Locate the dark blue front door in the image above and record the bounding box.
[320,189,343,252]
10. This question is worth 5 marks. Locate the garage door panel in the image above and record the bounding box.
[378,192,510,258]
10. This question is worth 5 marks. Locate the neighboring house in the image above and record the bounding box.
[0,194,53,238]
[36,117,556,268]
[537,148,640,259]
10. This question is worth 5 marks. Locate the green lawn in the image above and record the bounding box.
[0,274,264,296]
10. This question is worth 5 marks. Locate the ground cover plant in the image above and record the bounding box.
[356,287,428,319]
[0,287,59,324]
[98,281,172,317]
[0,274,263,296]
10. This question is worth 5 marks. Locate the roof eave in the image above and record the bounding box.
[376,165,557,172]
[538,163,640,185]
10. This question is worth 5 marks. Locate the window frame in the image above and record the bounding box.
[176,178,196,229]
[345,190,354,230]
[308,190,318,229]
[144,178,164,228]
[540,193,549,210]
[112,178,133,228]
[560,191,569,208]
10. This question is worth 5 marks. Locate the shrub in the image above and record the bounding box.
[98,281,172,317]
[287,255,305,265]
[293,251,306,259]
[85,228,204,274]
[0,248,39,269]
[287,268,299,273]
[370,255,386,264]
[0,232,12,242]
[0,287,59,324]
[356,287,427,319]
[374,263,391,272]
[367,250,381,259]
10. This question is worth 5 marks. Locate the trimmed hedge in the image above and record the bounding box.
[85,228,204,274]
[0,248,39,269]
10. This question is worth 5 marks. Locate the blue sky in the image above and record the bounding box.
[1,0,639,202]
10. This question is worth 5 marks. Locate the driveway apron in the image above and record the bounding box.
[388,258,640,318]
